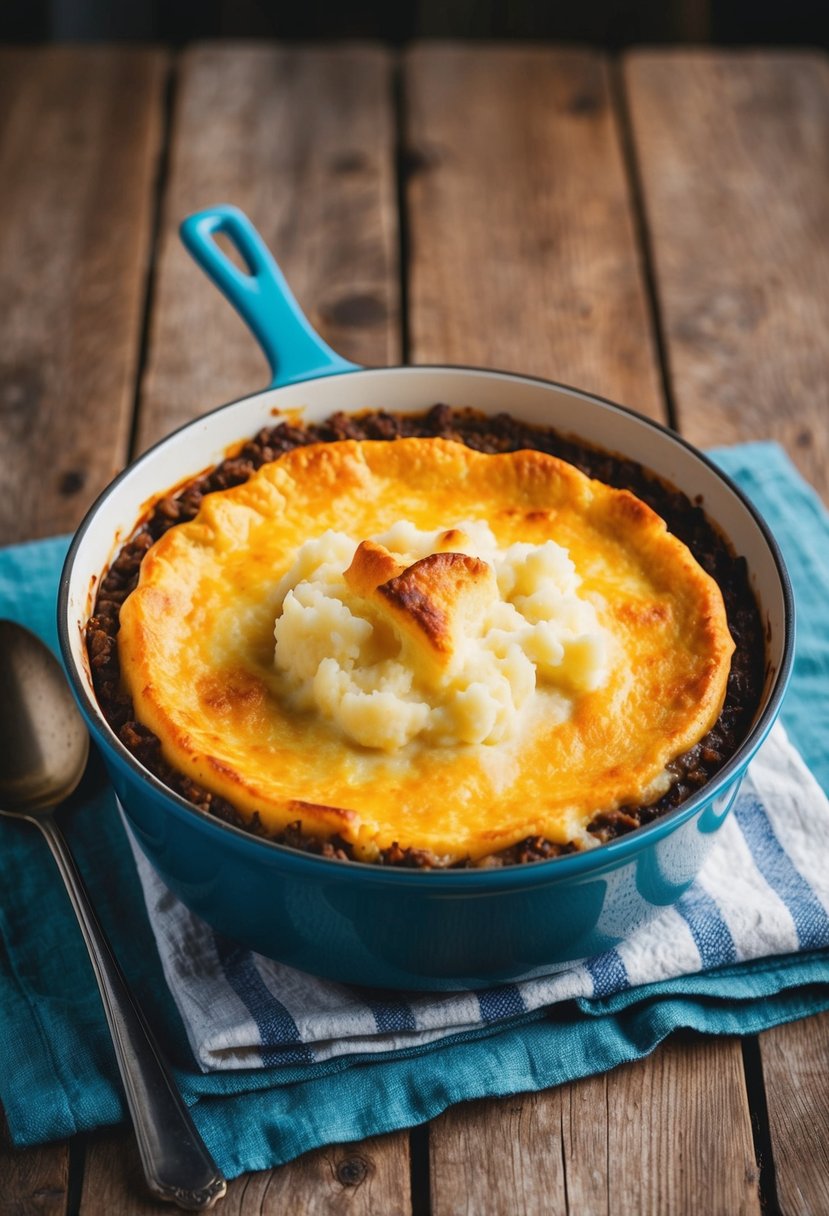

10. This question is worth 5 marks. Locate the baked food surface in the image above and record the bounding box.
[87,405,764,868]
[116,436,734,864]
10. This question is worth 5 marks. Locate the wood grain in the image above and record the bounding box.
[137,42,400,451]
[6,42,822,1216]
[0,46,166,543]
[222,1134,413,1215]
[0,1119,68,1216]
[759,1012,829,1216]
[99,40,412,1216]
[624,50,829,497]
[80,1134,171,1214]
[428,1040,760,1216]
[597,1037,760,1216]
[80,1130,412,1215]
[404,44,663,418]
[406,42,761,1216]
[626,49,829,1215]
[429,1093,567,1215]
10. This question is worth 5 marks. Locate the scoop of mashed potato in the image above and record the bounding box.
[273,520,609,751]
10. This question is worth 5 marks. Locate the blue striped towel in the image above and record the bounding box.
[2,444,828,1173]
[126,720,829,1072]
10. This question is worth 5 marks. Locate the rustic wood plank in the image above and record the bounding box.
[0,43,163,1197]
[80,1129,412,1215]
[0,46,166,543]
[0,1146,68,1216]
[407,42,760,1216]
[81,1133,169,1214]
[626,49,829,1213]
[557,1072,611,1214]
[137,42,400,451]
[429,1093,568,1216]
[429,1039,760,1216]
[404,44,663,418]
[624,49,829,496]
[224,1134,412,1214]
[597,1037,760,1216]
[759,1012,829,1216]
[119,41,411,1214]
[0,1114,69,1216]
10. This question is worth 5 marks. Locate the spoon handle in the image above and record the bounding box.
[36,811,227,1210]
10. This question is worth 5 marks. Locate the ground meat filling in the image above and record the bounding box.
[86,405,765,868]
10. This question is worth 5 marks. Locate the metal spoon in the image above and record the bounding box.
[0,619,227,1210]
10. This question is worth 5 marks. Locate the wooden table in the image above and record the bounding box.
[2,41,828,1215]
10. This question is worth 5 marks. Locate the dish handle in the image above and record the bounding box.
[179,204,360,388]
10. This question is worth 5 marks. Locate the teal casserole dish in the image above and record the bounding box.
[58,206,794,990]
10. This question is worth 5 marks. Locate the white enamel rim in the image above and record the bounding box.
[58,365,795,876]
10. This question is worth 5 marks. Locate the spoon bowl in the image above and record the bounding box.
[0,619,89,815]
[0,620,226,1210]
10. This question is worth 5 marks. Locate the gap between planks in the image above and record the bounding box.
[623,49,829,498]
[133,41,402,453]
[405,42,760,1216]
[4,38,821,1216]
[78,1131,412,1216]
[0,45,167,543]
[0,42,167,1216]
[76,41,412,1216]
[427,1038,760,1216]
[624,48,829,1216]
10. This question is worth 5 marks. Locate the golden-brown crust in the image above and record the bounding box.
[376,551,495,662]
[343,540,406,597]
[118,437,735,862]
[287,799,359,829]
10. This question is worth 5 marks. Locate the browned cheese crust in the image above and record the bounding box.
[86,406,765,868]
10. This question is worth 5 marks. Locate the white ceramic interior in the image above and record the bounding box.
[62,367,790,747]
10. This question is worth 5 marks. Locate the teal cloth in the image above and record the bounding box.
[1,441,827,1177]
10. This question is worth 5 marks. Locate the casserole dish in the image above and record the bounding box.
[58,205,794,989]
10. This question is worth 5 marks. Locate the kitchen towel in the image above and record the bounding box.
[126,720,829,1070]
[1,441,827,1180]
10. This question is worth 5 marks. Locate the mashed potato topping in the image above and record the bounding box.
[117,437,735,861]
[272,521,610,750]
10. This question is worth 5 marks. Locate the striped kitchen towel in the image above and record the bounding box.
[126,720,829,1072]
